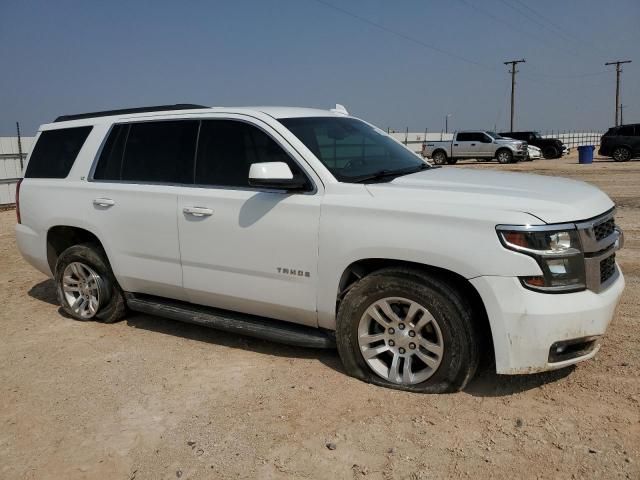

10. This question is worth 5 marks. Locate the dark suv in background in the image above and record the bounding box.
[500,131,564,159]
[599,124,640,162]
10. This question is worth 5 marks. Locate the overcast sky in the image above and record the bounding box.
[1,0,638,135]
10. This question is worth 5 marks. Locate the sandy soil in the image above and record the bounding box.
[1,154,638,479]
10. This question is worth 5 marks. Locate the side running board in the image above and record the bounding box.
[125,293,335,349]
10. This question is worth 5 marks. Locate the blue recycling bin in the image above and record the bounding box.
[578,145,595,164]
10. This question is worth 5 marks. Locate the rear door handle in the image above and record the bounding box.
[93,198,115,207]
[183,206,213,217]
[471,143,476,146]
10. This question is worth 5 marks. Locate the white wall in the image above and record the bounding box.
[0,136,34,205]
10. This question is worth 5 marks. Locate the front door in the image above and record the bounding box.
[176,118,321,326]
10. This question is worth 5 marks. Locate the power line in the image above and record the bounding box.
[504,59,526,131]
[605,60,632,126]
[311,0,498,71]
[495,0,591,60]
[511,0,605,54]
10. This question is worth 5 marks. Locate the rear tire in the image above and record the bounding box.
[336,268,480,393]
[496,149,513,164]
[55,243,126,323]
[432,150,447,165]
[542,146,559,159]
[612,146,631,162]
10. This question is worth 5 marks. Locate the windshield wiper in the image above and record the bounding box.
[349,163,429,184]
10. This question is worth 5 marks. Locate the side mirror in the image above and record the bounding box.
[248,162,307,191]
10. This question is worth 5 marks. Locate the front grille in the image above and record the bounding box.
[594,218,615,241]
[600,253,616,283]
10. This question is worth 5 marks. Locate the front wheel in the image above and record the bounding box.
[55,243,126,323]
[496,149,513,164]
[336,268,480,393]
[612,147,631,162]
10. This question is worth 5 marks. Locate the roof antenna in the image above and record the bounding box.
[331,104,349,115]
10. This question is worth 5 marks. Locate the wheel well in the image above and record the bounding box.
[337,258,495,364]
[432,149,447,157]
[496,147,511,155]
[46,226,104,274]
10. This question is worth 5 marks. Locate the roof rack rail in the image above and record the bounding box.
[54,104,209,123]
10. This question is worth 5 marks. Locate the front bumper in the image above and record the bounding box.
[470,270,625,374]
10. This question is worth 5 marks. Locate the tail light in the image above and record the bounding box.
[16,178,23,224]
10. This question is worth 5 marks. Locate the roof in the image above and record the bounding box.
[50,105,345,126]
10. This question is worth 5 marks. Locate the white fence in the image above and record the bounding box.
[0,137,34,206]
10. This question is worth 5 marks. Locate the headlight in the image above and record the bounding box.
[497,226,585,293]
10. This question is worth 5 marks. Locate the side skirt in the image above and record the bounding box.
[124,293,336,349]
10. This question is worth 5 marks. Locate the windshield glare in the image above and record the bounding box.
[486,131,502,139]
[279,117,426,182]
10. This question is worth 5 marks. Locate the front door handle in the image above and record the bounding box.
[93,198,115,208]
[471,143,476,146]
[183,206,213,217]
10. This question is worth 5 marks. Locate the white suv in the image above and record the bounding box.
[15,104,625,393]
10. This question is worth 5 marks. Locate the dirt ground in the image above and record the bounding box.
[1,153,638,480]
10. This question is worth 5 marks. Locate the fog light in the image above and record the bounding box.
[547,258,568,275]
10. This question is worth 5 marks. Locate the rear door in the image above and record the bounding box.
[175,116,322,327]
[87,120,198,300]
[452,132,473,156]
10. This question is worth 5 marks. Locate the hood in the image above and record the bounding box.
[496,138,524,145]
[366,167,613,224]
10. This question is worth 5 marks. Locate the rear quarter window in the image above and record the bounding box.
[25,126,93,178]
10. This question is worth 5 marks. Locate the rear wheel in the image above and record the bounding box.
[55,243,126,323]
[432,150,447,165]
[496,149,513,164]
[542,146,559,159]
[336,268,480,393]
[612,146,631,162]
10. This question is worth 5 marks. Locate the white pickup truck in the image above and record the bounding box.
[423,130,529,164]
[15,104,624,393]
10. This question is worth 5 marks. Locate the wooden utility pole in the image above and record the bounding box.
[605,60,631,126]
[504,59,526,131]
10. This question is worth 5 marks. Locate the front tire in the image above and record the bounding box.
[612,146,631,162]
[55,243,126,323]
[496,149,513,164]
[336,268,480,393]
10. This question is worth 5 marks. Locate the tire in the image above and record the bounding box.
[612,146,631,162]
[542,146,559,159]
[446,158,458,165]
[432,150,447,165]
[55,243,126,323]
[496,149,513,164]
[336,268,480,393]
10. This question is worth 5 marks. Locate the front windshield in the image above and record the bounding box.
[279,117,427,182]
[486,131,503,139]
[532,132,542,139]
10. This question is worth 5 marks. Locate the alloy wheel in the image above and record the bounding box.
[357,297,444,385]
[62,262,103,319]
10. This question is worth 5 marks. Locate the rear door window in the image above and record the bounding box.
[25,126,92,178]
[456,133,472,141]
[93,124,128,180]
[120,121,198,184]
